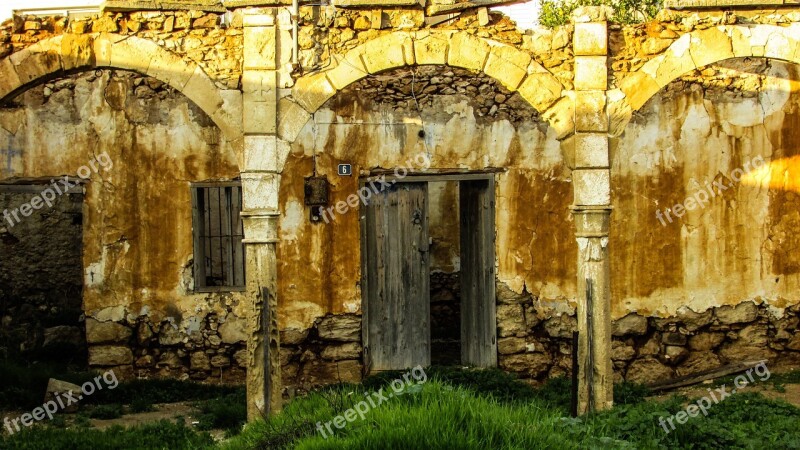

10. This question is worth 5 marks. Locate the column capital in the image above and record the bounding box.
[572,206,612,238]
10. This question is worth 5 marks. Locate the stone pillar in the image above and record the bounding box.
[241,8,292,420]
[571,6,613,414]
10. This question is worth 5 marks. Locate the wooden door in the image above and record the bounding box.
[460,179,497,367]
[362,182,431,372]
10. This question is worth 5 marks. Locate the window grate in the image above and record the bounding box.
[191,183,245,292]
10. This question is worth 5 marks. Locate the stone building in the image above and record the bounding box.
[1,0,799,418]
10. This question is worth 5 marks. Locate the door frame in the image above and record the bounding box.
[359,171,498,373]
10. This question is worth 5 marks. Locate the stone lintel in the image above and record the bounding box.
[665,0,792,10]
[102,1,227,13]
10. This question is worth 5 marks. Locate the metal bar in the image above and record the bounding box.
[571,330,579,418]
[586,278,595,414]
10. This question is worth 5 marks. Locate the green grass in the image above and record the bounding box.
[194,391,248,434]
[2,362,799,449]
[0,420,214,450]
[222,369,800,450]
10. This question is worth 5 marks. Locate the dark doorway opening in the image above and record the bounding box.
[361,173,497,372]
[0,179,86,364]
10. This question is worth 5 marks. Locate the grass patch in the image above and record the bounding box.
[194,390,248,435]
[0,360,98,410]
[0,420,214,450]
[223,367,799,450]
[87,404,124,420]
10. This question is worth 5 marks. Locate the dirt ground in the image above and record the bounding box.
[1,402,229,440]
[650,365,800,408]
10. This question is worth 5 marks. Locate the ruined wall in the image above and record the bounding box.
[276,64,575,390]
[0,10,242,89]
[605,58,800,381]
[0,187,85,362]
[0,69,246,381]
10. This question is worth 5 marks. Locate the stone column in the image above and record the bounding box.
[571,7,613,414]
[241,8,292,420]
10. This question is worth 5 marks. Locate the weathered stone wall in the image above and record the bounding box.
[0,11,242,89]
[0,69,245,381]
[0,187,85,362]
[296,7,573,86]
[277,63,574,388]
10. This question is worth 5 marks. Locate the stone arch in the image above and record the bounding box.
[278,30,571,157]
[618,24,800,115]
[0,33,241,141]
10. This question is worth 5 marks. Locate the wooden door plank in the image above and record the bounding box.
[460,179,497,367]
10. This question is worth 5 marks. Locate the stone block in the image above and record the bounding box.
[109,37,159,75]
[498,337,527,355]
[573,169,610,206]
[241,172,281,211]
[625,357,674,385]
[575,91,607,132]
[92,33,126,68]
[517,65,563,113]
[219,314,248,344]
[413,31,451,65]
[326,49,369,90]
[497,304,526,337]
[362,32,413,74]
[147,51,194,91]
[60,33,95,71]
[448,32,491,72]
[677,351,722,377]
[689,27,733,71]
[764,26,799,62]
[183,66,224,117]
[244,135,289,172]
[544,314,577,338]
[611,341,636,361]
[45,379,82,413]
[244,25,276,70]
[191,351,211,371]
[86,318,133,344]
[281,328,310,345]
[574,56,608,91]
[213,89,244,140]
[0,57,21,100]
[243,99,277,135]
[277,97,312,143]
[716,301,758,325]
[574,133,609,168]
[573,22,607,56]
[89,345,134,366]
[617,71,660,111]
[612,313,648,336]
[499,353,552,378]
[484,45,532,92]
[542,97,575,140]
[10,44,63,85]
[321,342,362,360]
[242,214,279,243]
[292,71,337,113]
[317,314,362,342]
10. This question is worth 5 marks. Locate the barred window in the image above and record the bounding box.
[191,182,246,291]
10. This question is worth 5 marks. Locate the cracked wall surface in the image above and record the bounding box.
[1,2,800,394]
[0,69,247,381]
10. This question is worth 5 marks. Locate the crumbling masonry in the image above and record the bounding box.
[1,0,800,420]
